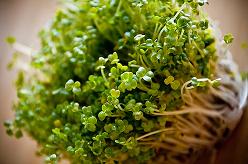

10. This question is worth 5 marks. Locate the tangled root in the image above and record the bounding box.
[137,25,248,164]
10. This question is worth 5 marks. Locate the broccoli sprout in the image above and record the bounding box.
[5,0,248,163]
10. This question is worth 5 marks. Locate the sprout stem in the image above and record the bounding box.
[136,128,175,141]
[101,67,108,82]
[115,0,122,16]
[152,108,222,117]
[13,42,34,57]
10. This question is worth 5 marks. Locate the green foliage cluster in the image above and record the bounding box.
[5,0,219,163]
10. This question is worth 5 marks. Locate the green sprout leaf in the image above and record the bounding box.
[119,72,137,92]
[224,33,234,44]
[171,80,180,90]
[164,76,174,85]
[108,52,119,64]
[110,89,120,98]
[6,36,16,45]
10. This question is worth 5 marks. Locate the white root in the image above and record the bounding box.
[137,23,248,164]
[175,117,214,139]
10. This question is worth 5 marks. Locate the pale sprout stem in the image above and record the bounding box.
[136,128,175,141]
[152,108,222,117]
[175,116,200,132]
[181,80,192,95]
[193,40,205,57]
[154,24,163,40]
[16,61,30,71]
[210,87,239,107]
[153,23,158,37]
[176,119,212,139]
[178,116,216,139]
[164,137,190,149]
[137,137,156,142]
[182,112,224,141]
[188,30,192,44]
[187,114,201,126]
[196,114,212,127]
[180,135,212,146]
[13,42,34,57]
[177,117,215,140]
[129,64,141,68]
[109,115,123,118]
[100,67,108,82]
[189,104,226,115]
[190,92,225,109]
[182,94,193,104]
[179,29,185,40]
[218,85,237,98]
[181,80,193,102]
[115,0,122,16]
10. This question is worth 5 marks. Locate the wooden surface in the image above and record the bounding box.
[0,0,247,164]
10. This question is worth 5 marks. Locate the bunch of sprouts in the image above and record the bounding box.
[5,0,248,163]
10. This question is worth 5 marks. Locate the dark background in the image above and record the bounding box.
[0,0,248,163]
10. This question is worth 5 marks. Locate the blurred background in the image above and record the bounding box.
[0,0,248,164]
